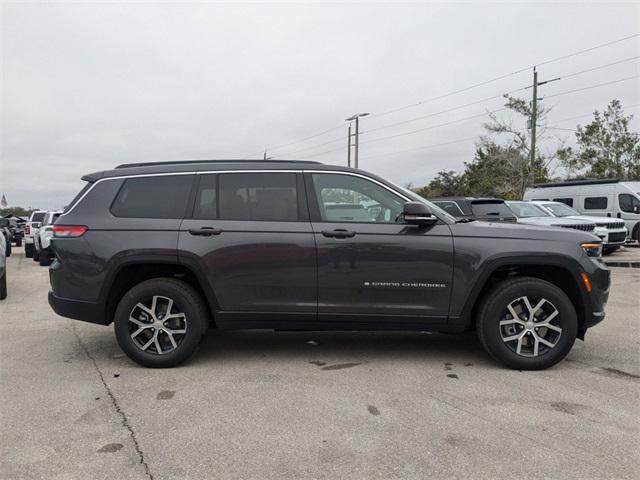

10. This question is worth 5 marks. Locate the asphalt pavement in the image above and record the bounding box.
[1,251,639,480]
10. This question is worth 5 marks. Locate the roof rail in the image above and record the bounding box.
[115,159,322,169]
[531,178,621,188]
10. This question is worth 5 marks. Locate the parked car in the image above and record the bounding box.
[24,210,47,258]
[430,197,517,223]
[2,215,25,246]
[524,178,640,242]
[529,201,628,255]
[506,201,596,232]
[49,160,609,370]
[34,211,62,266]
[0,218,12,258]
[0,232,7,300]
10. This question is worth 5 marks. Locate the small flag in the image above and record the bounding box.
[0,194,7,208]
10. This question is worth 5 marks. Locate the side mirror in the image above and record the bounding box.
[402,202,437,226]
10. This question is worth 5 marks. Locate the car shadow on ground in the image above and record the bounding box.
[187,329,491,367]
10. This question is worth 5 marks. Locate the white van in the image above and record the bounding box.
[524,179,640,242]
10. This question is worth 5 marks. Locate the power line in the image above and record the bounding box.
[261,34,639,159]
[361,108,506,145]
[274,134,345,158]
[368,33,640,120]
[545,75,640,99]
[548,103,640,125]
[559,55,640,81]
[361,136,480,161]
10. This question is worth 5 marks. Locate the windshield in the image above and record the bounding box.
[542,202,579,217]
[399,187,457,222]
[507,202,551,218]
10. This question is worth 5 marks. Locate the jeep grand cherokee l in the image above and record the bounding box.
[48,160,610,369]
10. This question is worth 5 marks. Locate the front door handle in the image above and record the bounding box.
[188,227,222,236]
[321,229,356,239]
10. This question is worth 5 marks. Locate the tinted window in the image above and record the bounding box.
[584,196,608,210]
[470,202,514,218]
[312,173,404,223]
[219,173,298,221]
[434,201,464,216]
[64,182,92,213]
[111,175,194,218]
[553,198,573,207]
[193,174,217,219]
[619,194,640,213]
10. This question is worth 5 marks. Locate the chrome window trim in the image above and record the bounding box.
[60,169,413,217]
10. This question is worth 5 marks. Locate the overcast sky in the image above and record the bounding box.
[1,1,639,209]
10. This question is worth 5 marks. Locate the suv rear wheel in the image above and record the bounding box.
[476,277,577,370]
[114,278,209,368]
[25,243,33,258]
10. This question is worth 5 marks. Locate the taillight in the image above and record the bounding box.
[24,225,30,235]
[52,225,88,238]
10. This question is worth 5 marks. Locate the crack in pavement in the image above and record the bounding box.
[72,323,154,480]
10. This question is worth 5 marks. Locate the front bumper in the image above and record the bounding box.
[579,259,610,337]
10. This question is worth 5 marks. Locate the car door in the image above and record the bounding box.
[178,171,317,326]
[304,171,454,325]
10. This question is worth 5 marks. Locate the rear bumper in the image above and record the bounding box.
[48,291,107,325]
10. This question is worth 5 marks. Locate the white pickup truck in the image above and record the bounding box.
[34,211,62,266]
[24,210,47,258]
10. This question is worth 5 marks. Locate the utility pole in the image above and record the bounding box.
[263,150,267,160]
[347,124,352,167]
[528,68,560,188]
[345,112,369,169]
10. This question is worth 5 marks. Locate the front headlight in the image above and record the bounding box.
[581,242,602,258]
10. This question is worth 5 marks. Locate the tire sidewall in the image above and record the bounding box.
[0,270,6,300]
[479,279,578,370]
[114,279,207,368]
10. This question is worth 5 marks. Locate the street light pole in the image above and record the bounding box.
[345,112,370,169]
[347,124,352,167]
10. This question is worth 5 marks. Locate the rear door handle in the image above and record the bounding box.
[321,229,356,239]
[188,227,222,236]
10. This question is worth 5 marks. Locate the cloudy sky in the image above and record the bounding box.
[1,1,639,209]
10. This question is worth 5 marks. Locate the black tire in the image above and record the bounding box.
[39,253,52,267]
[114,278,209,368]
[0,270,6,300]
[476,277,577,370]
[5,241,10,258]
[15,237,22,247]
[32,248,39,261]
[25,243,33,258]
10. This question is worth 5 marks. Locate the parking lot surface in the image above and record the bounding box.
[1,251,639,480]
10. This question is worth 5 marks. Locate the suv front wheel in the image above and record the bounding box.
[476,277,578,370]
[114,278,209,368]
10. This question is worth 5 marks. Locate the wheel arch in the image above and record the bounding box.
[461,255,589,338]
[102,257,218,326]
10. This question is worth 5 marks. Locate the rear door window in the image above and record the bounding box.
[470,202,514,218]
[218,173,299,221]
[111,175,194,218]
[584,196,608,210]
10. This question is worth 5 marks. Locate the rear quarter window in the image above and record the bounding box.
[111,175,194,219]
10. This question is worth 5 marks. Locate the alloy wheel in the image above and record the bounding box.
[128,295,187,355]
[499,296,562,357]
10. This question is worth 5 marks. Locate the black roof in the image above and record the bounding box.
[531,178,621,188]
[82,159,340,182]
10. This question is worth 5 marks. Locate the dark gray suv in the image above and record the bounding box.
[48,160,610,369]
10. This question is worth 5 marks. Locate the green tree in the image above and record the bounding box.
[413,170,466,198]
[559,100,640,180]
